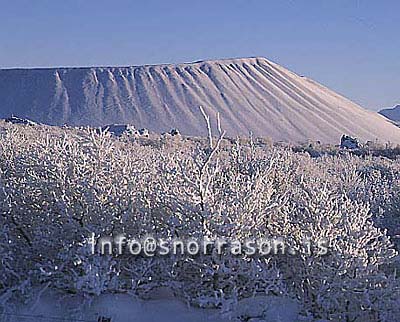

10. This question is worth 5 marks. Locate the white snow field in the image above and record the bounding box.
[1,57,400,143]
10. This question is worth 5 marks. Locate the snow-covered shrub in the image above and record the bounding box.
[0,121,399,320]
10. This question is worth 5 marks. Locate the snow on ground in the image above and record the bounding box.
[3,290,299,322]
[4,292,227,322]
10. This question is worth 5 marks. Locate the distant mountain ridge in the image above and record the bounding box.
[1,57,400,143]
[379,105,400,124]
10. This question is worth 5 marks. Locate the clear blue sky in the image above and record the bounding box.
[0,0,398,110]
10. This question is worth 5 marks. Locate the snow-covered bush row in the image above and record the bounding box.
[0,122,399,321]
